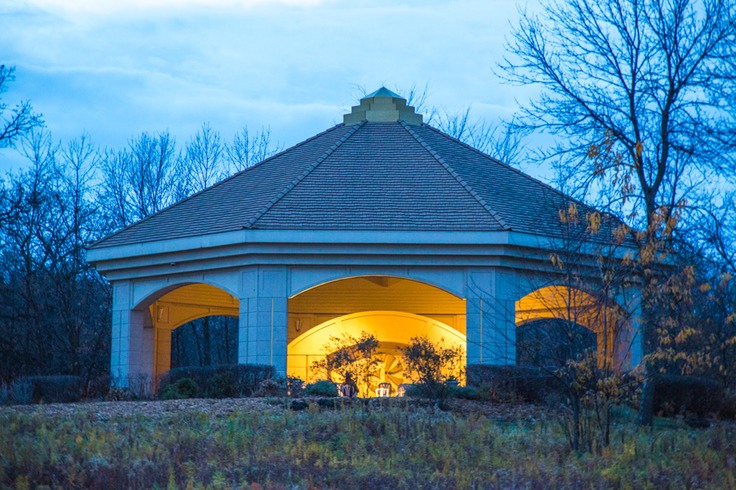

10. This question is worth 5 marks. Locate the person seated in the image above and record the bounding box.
[341,372,358,397]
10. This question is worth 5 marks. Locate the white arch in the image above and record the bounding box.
[289,273,465,300]
[132,279,240,311]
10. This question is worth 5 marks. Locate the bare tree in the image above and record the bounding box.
[431,108,523,164]
[99,131,184,229]
[500,0,736,425]
[225,126,281,172]
[0,130,110,383]
[0,66,43,149]
[183,123,226,193]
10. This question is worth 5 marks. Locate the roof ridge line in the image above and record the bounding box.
[420,124,623,229]
[420,124,591,211]
[245,121,366,229]
[400,121,511,231]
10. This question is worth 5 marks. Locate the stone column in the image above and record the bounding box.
[238,267,289,375]
[110,280,155,393]
[152,303,173,384]
[615,285,643,369]
[466,269,517,365]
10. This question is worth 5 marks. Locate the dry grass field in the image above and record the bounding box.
[2,398,735,489]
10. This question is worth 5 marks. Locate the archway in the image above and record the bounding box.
[515,285,622,368]
[287,276,467,395]
[170,316,239,369]
[137,283,239,383]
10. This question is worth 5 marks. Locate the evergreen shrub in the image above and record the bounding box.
[13,375,83,404]
[158,364,275,399]
[161,378,199,400]
[305,380,338,397]
[653,374,723,417]
[466,365,559,403]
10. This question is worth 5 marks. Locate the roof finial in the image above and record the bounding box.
[343,87,423,125]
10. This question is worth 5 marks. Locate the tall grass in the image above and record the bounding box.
[1,403,734,488]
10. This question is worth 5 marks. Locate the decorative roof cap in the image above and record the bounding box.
[343,86,423,125]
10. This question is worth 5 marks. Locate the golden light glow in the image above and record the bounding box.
[515,285,621,368]
[287,310,466,395]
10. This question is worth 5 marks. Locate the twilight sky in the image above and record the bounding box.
[1,0,534,172]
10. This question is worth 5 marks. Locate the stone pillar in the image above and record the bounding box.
[616,285,643,369]
[152,304,172,383]
[466,269,517,365]
[239,267,289,375]
[110,281,155,392]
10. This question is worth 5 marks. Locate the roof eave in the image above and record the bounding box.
[87,228,637,279]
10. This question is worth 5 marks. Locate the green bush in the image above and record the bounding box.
[254,378,288,397]
[158,364,275,399]
[84,375,111,400]
[210,371,238,398]
[466,365,560,403]
[653,374,723,418]
[161,378,200,400]
[13,376,83,404]
[305,380,338,397]
[451,386,478,400]
[719,388,736,419]
[401,337,464,405]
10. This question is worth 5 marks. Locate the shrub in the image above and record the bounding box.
[720,388,736,419]
[451,386,478,400]
[305,380,338,397]
[287,377,305,397]
[254,378,288,397]
[211,371,238,398]
[311,332,380,397]
[13,376,83,404]
[401,337,465,406]
[84,375,111,400]
[466,365,560,403]
[653,374,723,418]
[158,364,275,399]
[161,378,199,400]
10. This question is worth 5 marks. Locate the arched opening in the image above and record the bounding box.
[515,285,620,369]
[140,283,239,383]
[516,318,597,368]
[170,316,238,369]
[287,276,467,395]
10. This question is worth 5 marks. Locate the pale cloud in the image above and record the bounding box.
[20,0,328,18]
[1,0,535,173]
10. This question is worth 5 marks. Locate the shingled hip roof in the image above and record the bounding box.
[90,89,605,250]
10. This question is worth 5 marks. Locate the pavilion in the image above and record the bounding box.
[87,88,641,392]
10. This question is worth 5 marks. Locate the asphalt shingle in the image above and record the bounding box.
[91,120,610,249]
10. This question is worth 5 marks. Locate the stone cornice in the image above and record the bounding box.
[88,229,635,281]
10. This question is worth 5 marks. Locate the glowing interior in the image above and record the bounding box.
[287,276,467,395]
[287,310,467,394]
[515,285,619,367]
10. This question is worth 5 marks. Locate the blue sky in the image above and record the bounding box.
[1,0,532,172]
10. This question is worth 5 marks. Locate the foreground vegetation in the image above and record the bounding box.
[2,400,735,489]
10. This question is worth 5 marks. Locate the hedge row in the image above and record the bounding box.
[466,365,561,403]
[158,364,276,399]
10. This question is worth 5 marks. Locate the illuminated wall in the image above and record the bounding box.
[287,310,466,393]
[288,276,466,342]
